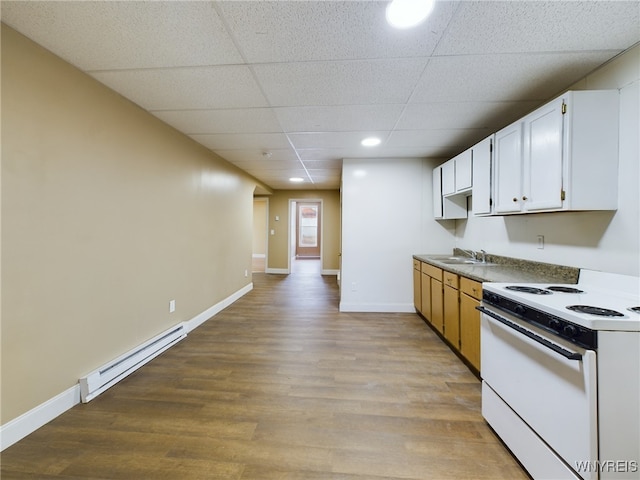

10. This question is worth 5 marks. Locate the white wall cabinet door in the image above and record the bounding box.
[455,149,473,193]
[441,160,455,196]
[493,122,523,214]
[472,135,493,216]
[433,166,443,218]
[434,165,467,220]
[522,97,564,212]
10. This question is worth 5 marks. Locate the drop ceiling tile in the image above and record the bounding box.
[386,129,489,151]
[218,0,457,63]
[307,169,342,178]
[152,108,283,135]
[215,149,300,164]
[374,146,451,159]
[254,169,311,182]
[274,105,405,133]
[288,131,390,150]
[397,101,543,130]
[301,159,344,169]
[228,159,303,171]
[192,133,291,151]
[1,1,243,70]
[298,149,363,162]
[436,1,640,56]
[411,52,618,103]
[91,66,269,110]
[253,59,428,106]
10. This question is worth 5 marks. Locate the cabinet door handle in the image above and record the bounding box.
[522,196,528,201]
[512,197,518,202]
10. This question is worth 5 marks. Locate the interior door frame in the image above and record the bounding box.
[252,196,269,273]
[287,198,323,274]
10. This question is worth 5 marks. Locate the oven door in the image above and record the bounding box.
[480,306,598,480]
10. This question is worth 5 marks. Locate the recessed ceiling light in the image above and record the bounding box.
[289,177,304,183]
[361,137,381,147]
[386,0,435,29]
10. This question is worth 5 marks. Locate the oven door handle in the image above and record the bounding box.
[477,306,583,361]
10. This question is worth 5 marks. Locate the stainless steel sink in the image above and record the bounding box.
[438,257,496,266]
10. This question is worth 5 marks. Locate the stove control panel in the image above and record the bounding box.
[482,291,597,350]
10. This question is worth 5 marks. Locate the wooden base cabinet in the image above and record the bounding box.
[420,263,442,324]
[431,278,444,334]
[420,270,431,321]
[421,264,443,333]
[413,259,422,314]
[413,259,481,375]
[460,277,482,372]
[443,272,460,348]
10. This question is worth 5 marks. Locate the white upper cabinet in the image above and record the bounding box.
[433,166,443,218]
[441,149,473,197]
[454,149,473,193]
[441,160,456,196]
[494,122,524,213]
[471,135,493,216]
[434,165,467,220]
[493,90,619,215]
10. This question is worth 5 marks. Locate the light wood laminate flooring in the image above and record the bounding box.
[1,271,528,479]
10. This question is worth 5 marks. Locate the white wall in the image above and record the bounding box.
[455,45,640,276]
[340,46,639,314]
[340,158,451,312]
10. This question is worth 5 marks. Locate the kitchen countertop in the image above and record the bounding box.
[414,250,580,284]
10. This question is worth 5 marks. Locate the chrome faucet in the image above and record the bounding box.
[459,249,477,260]
[479,249,487,263]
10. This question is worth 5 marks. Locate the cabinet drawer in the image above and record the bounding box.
[443,271,458,288]
[421,263,442,280]
[460,277,482,300]
[413,259,421,270]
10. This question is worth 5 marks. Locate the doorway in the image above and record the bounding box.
[289,199,322,275]
[252,197,268,273]
[295,202,321,258]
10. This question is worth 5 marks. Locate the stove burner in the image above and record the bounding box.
[547,286,584,293]
[567,305,625,317]
[628,306,640,314]
[505,286,552,295]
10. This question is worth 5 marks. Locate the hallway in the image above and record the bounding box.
[1,272,527,479]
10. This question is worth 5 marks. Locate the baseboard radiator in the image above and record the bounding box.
[79,323,187,403]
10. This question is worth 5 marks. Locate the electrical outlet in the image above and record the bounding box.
[537,235,545,249]
[244,269,248,277]
[169,299,176,313]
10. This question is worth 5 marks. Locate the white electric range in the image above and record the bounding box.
[479,270,640,480]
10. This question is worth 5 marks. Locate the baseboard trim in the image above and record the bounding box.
[339,302,416,313]
[265,268,289,274]
[0,282,254,452]
[0,385,81,451]
[185,282,253,333]
[321,269,339,276]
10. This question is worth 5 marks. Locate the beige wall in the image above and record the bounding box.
[1,26,265,423]
[261,190,340,272]
[252,198,268,256]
